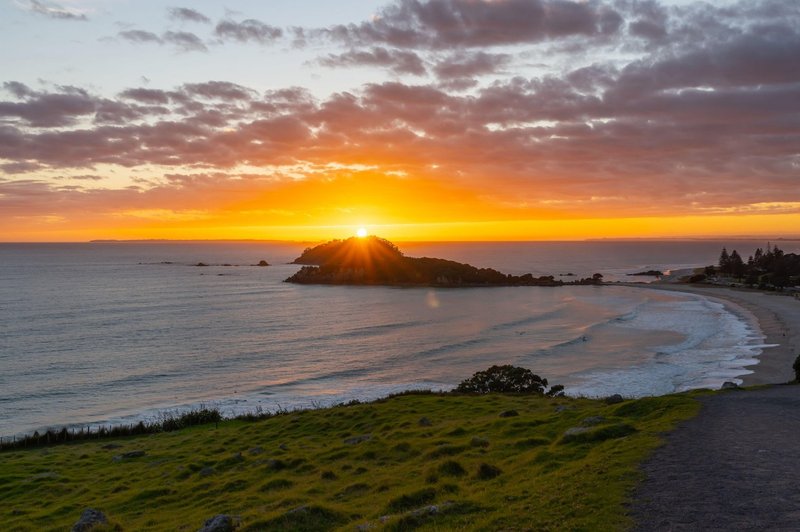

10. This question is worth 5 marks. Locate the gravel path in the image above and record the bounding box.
[631,385,800,530]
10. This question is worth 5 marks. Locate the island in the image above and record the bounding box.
[285,236,603,287]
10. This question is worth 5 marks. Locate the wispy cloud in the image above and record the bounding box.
[117,29,208,53]
[214,19,283,44]
[167,7,211,24]
[22,0,87,21]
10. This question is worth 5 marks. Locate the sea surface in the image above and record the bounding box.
[2,239,798,438]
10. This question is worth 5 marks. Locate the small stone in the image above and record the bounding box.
[198,514,237,532]
[605,394,624,405]
[418,417,433,427]
[196,262,209,267]
[71,508,108,532]
[498,410,519,418]
[554,405,572,413]
[248,446,264,455]
[199,466,215,476]
[721,381,739,390]
[101,443,122,450]
[278,443,289,451]
[344,434,372,445]
[257,260,270,267]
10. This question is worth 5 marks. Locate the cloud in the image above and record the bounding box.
[119,88,170,105]
[3,0,800,224]
[320,0,623,49]
[24,0,87,21]
[215,19,283,44]
[319,47,426,76]
[433,51,510,80]
[167,7,211,24]
[163,31,208,52]
[118,30,208,53]
[0,82,98,127]
[118,30,163,45]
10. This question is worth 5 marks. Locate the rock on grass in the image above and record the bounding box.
[199,514,238,532]
[71,508,107,532]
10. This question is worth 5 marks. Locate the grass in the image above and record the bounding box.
[0,392,699,531]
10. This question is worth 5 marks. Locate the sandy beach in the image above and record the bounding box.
[627,282,800,385]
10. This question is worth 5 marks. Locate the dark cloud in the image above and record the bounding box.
[182,81,256,101]
[25,0,87,21]
[215,19,283,44]
[0,161,45,174]
[319,47,426,76]
[118,30,207,52]
[118,30,163,44]
[163,31,208,52]
[433,51,510,80]
[119,88,170,105]
[0,83,97,127]
[321,0,623,49]
[167,7,211,24]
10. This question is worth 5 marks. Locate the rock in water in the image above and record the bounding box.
[257,260,270,267]
[721,381,739,390]
[71,508,108,532]
[198,514,236,532]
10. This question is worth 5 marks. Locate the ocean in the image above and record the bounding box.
[1,239,797,438]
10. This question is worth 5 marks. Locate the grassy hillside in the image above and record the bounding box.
[0,392,699,531]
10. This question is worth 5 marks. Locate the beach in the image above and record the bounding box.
[632,282,800,385]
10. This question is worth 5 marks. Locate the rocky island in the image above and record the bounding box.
[285,236,603,287]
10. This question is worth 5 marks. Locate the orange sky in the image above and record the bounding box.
[3,167,799,242]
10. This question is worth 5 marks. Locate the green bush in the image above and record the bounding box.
[455,365,563,396]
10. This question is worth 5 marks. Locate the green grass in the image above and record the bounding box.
[0,392,699,531]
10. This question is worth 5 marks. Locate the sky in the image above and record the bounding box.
[1,0,799,242]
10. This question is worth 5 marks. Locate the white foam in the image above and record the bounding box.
[566,290,767,397]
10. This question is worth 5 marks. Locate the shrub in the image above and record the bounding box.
[455,365,564,395]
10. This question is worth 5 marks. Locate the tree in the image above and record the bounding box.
[455,365,564,396]
[729,250,745,278]
[719,247,731,274]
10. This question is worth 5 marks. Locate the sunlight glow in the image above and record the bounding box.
[356,227,368,238]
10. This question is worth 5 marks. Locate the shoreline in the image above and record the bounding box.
[620,282,799,385]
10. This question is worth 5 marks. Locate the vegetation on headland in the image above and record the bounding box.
[0,369,700,531]
[697,244,800,290]
[287,236,603,287]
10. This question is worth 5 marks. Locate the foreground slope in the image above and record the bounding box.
[1,393,697,531]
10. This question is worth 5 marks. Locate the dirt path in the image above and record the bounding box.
[631,385,800,530]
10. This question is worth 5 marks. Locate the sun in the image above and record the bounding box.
[356,227,368,238]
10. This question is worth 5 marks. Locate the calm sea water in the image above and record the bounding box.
[2,240,798,437]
